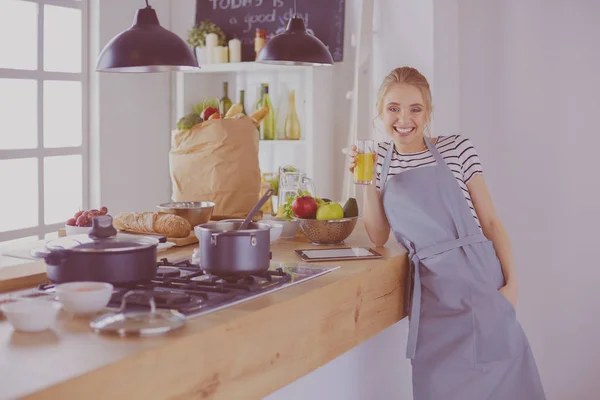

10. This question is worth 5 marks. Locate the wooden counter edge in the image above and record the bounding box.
[23,256,409,400]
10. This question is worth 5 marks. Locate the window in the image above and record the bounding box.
[0,0,88,245]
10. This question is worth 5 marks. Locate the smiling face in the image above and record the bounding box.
[380,83,429,152]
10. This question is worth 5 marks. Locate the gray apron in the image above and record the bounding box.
[380,138,545,400]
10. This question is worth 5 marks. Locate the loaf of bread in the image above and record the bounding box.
[113,212,192,238]
[250,104,270,126]
[225,103,244,118]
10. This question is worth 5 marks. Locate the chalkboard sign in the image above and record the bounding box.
[195,0,345,62]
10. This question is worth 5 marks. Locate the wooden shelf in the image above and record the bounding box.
[259,140,306,145]
[181,62,312,74]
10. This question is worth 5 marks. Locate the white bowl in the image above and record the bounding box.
[65,223,92,236]
[270,217,299,239]
[0,299,62,333]
[55,282,114,315]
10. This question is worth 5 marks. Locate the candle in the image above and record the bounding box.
[229,38,242,63]
[205,33,218,64]
[213,46,227,63]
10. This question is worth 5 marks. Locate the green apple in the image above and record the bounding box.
[316,202,344,220]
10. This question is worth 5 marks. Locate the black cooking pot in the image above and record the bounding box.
[32,215,160,284]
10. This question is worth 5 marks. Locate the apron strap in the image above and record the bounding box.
[417,233,489,259]
[424,136,445,166]
[380,142,395,191]
[406,232,489,359]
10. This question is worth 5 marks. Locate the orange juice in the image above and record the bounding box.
[354,152,375,184]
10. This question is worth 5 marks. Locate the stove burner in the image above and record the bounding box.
[114,289,198,308]
[156,267,181,278]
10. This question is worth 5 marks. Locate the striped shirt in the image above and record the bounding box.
[376,135,484,228]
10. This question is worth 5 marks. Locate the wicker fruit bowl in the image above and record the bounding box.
[293,216,359,245]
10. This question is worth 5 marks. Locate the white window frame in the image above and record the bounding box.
[0,0,89,243]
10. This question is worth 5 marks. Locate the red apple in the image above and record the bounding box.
[292,196,318,219]
[202,107,219,120]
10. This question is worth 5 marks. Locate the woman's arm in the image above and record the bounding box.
[348,145,390,247]
[467,174,519,307]
[362,183,390,247]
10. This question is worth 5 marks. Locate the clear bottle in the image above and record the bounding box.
[260,85,275,141]
[220,81,232,116]
[275,85,288,140]
[239,90,247,115]
[284,90,301,140]
[254,28,267,60]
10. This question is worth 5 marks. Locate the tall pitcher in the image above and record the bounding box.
[278,169,315,210]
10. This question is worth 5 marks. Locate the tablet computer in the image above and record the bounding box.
[294,247,383,262]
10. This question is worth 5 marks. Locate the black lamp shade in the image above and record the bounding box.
[96,7,199,72]
[256,18,334,66]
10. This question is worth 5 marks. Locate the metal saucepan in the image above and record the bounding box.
[31,215,160,284]
[194,189,275,279]
[194,221,272,279]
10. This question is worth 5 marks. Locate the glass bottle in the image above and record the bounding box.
[254,29,267,60]
[260,85,275,141]
[254,83,267,111]
[220,81,232,116]
[275,85,288,140]
[284,90,301,140]
[239,90,247,115]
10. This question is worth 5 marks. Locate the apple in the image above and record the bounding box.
[316,202,344,220]
[202,107,219,120]
[292,196,318,219]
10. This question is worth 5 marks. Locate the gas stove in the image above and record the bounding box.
[13,258,339,319]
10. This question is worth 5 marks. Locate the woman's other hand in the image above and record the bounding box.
[499,283,518,309]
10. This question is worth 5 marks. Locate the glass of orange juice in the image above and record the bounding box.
[354,139,375,185]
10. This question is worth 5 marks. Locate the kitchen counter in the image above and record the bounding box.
[0,222,408,400]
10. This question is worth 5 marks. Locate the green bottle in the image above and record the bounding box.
[260,85,275,140]
[254,83,267,111]
[220,81,232,116]
[239,90,247,115]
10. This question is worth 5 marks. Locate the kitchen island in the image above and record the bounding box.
[0,223,408,400]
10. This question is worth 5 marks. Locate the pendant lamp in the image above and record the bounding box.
[96,0,199,72]
[256,0,334,66]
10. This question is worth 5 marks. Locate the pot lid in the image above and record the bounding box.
[46,215,159,253]
[90,290,185,336]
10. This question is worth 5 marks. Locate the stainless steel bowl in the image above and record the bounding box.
[156,202,215,227]
[294,216,359,245]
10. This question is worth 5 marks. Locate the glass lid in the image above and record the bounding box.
[46,215,158,252]
[90,290,185,336]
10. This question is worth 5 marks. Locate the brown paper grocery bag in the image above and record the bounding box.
[169,116,261,220]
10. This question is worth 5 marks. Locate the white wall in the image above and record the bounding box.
[90,0,173,214]
[435,1,600,398]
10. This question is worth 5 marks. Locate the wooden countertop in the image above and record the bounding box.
[0,222,408,400]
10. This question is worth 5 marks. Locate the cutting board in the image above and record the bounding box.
[57,229,198,247]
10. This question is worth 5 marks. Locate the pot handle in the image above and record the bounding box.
[119,290,157,314]
[30,247,67,265]
[30,247,51,259]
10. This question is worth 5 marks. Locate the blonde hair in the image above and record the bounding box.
[376,66,433,139]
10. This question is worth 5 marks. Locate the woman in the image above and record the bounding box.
[348,67,545,399]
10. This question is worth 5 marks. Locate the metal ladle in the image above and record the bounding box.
[238,189,275,230]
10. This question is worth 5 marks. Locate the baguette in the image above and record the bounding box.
[113,212,192,238]
[250,104,269,126]
[225,103,243,118]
